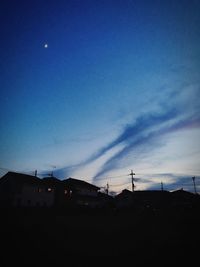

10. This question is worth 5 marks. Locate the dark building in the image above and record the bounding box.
[0,172,55,207]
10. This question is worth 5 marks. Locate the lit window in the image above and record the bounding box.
[64,189,68,195]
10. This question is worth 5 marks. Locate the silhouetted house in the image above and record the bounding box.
[97,191,114,208]
[0,172,104,208]
[115,189,171,210]
[42,176,63,207]
[115,189,133,208]
[132,190,171,210]
[42,176,74,208]
[0,172,55,207]
[170,189,200,209]
[61,178,100,208]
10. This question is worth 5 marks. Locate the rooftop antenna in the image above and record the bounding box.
[42,165,56,178]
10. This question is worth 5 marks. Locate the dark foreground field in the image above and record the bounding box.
[0,206,199,267]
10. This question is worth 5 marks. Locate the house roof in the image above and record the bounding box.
[0,171,42,185]
[171,189,194,195]
[98,192,114,200]
[42,176,62,185]
[133,190,170,196]
[115,189,133,199]
[62,177,100,190]
[0,172,100,191]
[170,189,198,199]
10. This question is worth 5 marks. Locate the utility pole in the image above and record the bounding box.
[34,170,37,177]
[106,182,109,195]
[192,176,197,194]
[129,170,136,192]
[161,181,164,191]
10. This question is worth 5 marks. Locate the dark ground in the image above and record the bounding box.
[0,206,199,267]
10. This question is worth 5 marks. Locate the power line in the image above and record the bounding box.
[105,174,129,179]
[0,167,14,172]
[70,174,130,183]
[109,181,130,188]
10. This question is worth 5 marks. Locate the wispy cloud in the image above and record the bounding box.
[93,114,200,180]
[54,81,200,181]
[54,105,200,180]
[91,80,200,180]
[92,108,178,158]
[54,107,178,177]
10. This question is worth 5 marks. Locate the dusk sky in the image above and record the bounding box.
[1,0,200,193]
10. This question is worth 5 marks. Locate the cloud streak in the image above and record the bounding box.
[55,108,178,177]
[54,104,200,180]
[91,108,178,159]
[93,113,200,180]
[54,81,200,181]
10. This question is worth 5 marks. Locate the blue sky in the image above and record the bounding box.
[0,0,200,193]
